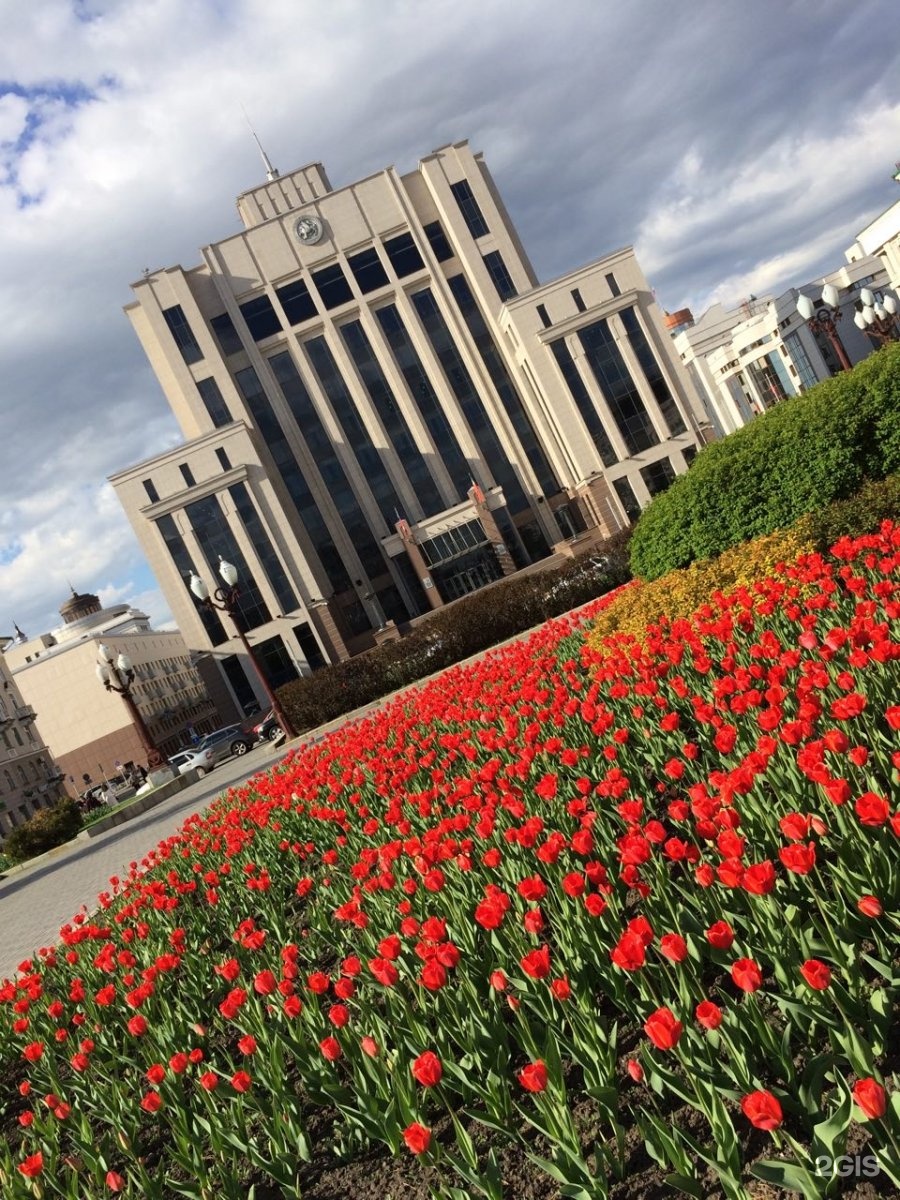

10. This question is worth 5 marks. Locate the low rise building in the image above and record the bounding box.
[0,643,65,838]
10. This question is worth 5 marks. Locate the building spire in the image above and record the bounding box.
[241,103,279,182]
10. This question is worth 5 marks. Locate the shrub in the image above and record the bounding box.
[279,531,631,732]
[3,798,83,864]
[794,472,900,550]
[629,341,900,579]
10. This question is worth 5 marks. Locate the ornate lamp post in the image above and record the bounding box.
[853,287,900,345]
[95,644,166,769]
[189,558,296,740]
[796,284,852,371]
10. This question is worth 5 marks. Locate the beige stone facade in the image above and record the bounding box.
[112,140,703,703]
[4,592,220,788]
[0,642,65,838]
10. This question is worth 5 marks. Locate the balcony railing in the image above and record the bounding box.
[14,704,36,722]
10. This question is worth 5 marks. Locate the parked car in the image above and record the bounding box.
[191,725,254,773]
[168,750,199,776]
[251,710,283,743]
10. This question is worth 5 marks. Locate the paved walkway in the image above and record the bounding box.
[0,592,604,978]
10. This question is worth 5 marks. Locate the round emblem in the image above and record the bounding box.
[294,215,324,245]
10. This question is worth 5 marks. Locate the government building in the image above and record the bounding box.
[111,140,705,712]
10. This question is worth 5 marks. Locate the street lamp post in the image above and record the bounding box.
[96,644,167,770]
[189,558,296,740]
[796,284,852,372]
[853,287,900,346]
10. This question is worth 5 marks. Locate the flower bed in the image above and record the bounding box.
[1,526,899,1199]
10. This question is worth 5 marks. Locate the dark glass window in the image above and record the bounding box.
[305,336,404,528]
[179,464,195,488]
[683,445,697,467]
[163,305,203,365]
[239,294,282,342]
[483,250,517,301]
[383,232,425,278]
[253,634,299,691]
[340,320,444,517]
[215,448,231,470]
[235,363,352,591]
[185,493,270,631]
[143,479,159,503]
[536,304,551,329]
[619,308,687,436]
[577,318,660,454]
[155,513,226,645]
[411,287,528,513]
[549,340,617,467]
[339,598,372,637]
[276,278,318,326]
[448,275,559,498]
[391,553,428,617]
[450,179,489,238]
[572,288,586,313]
[424,220,453,262]
[640,457,676,497]
[196,378,231,428]
[613,476,642,522]
[606,272,621,297]
[210,313,243,356]
[375,303,470,503]
[220,654,257,712]
[293,622,327,670]
[229,482,297,615]
[347,247,389,293]
[311,262,353,310]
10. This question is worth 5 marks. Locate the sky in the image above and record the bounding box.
[1,0,899,642]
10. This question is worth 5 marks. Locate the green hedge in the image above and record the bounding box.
[278,532,631,732]
[629,341,900,579]
[3,798,83,864]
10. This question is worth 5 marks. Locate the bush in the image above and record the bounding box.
[3,798,83,864]
[279,530,631,732]
[629,341,900,580]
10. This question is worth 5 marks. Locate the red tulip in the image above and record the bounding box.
[18,1152,44,1178]
[644,1006,683,1050]
[741,1090,783,1130]
[731,958,763,993]
[857,895,883,918]
[517,1060,548,1092]
[411,1051,442,1087]
[800,959,832,990]
[403,1122,431,1154]
[695,1000,723,1029]
[853,1078,887,1120]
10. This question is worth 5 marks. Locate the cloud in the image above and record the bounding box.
[1,0,899,642]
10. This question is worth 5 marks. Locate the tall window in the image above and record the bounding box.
[305,336,404,526]
[578,318,660,454]
[235,362,353,590]
[640,457,676,497]
[482,251,517,301]
[196,378,231,428]
[143,479,159,504]
[450,179,489,238]
[448,275,559,498]
[784,332,817,391]
[411,287,528,514]
[155,513,227,645]
[228,483,298,615]
[612,476,642,522]
[276,278,318,325]
[383,233,425,278]
[340,320,444,516]
[163,305,203,365]
[375,304,470,502]
[619,308,686,436]
[185,494,270,631]
[549,340,617,467]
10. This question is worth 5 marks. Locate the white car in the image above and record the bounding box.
[168,748,211,776]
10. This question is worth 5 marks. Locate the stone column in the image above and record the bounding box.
[308,600,351,662]
[467,483,517,577]
[395,519,444,609]
[575,475,623,537]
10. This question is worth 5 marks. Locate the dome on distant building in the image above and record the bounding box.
[664,308,694,331]
[59,588,102,625]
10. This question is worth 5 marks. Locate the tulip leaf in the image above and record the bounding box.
[749,1157,823,1200]
[812,1089,851,1161]
[663,1173,706,1198]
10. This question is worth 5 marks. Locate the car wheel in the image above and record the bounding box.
[232,741,248,756]
[196,767,206,777]
[267,726,281,741]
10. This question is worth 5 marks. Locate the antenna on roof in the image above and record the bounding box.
[240,102,279,182]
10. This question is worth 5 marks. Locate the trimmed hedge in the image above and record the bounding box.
[629,340,900,580]
[3,798,83,864]
[278,532,631,732]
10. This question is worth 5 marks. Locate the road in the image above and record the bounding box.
[0,740,291,978]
